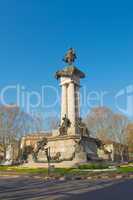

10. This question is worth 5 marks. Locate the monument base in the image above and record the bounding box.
[27,134,100,168]
[21,131,101,168]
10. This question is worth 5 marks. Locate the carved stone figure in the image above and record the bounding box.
[76,118,90,138]
[33,137,48,161]
[50,152,61,161]
[59,114,71,136]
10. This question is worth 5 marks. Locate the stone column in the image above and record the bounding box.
[67,82,76,128]
[61,84,67,123]
[75,85,80,120]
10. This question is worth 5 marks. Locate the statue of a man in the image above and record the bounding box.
[59,114,71,136]
[63,48,77,65]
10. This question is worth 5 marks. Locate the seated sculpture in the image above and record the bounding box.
[59,114,71,136]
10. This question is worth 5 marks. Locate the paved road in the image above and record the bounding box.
[0,175,132,200]
[64,179,133,200]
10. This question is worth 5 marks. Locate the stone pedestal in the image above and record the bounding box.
[21,133,100,167]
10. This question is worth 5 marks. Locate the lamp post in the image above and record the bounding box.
[45,147,51,175]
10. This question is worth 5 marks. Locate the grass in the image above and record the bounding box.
[117,167,133,173]
[0,166,91,176]
[0,166,77,175]
[0,165,133,176]
[0,166,48,174]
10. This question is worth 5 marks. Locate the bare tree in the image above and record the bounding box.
[127,123,133,160]
[0,105,43,161]
[45,116,59,131]
[111,114,128,161]
[84,107,113,138]
[84,107,129,162]
[29,112,44,133]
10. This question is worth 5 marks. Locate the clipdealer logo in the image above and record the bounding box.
[115,85,133,117]
[0,84,60,113]
[0,84,133,117]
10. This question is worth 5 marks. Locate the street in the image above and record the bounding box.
[0,176,132,200]
[64,179,133,200]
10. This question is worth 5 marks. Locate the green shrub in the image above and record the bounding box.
[78,163,109,170]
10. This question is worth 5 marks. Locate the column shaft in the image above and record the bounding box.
[67,82,76,127]
[75,85,80,119]
[61,84,67,123]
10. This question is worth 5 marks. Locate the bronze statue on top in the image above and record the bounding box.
[63,48,77,65]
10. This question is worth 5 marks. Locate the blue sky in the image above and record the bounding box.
[0,0,133,124]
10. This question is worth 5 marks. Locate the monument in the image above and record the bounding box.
[21,49,101,167]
